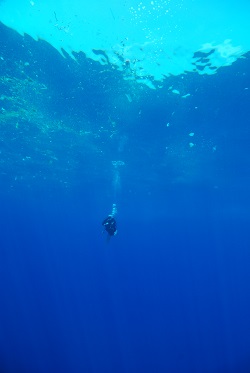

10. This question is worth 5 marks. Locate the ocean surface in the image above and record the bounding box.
[1,6,250,373]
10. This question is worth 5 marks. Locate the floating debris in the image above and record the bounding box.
[125,93,132,102]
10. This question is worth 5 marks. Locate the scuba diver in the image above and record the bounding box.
[102,204,117,242]
[102,215,117,238]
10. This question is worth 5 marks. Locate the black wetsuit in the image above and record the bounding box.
[102,216,117,236]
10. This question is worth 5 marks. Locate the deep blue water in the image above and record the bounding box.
[1,22,250,373]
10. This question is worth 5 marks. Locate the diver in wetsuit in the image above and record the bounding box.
[102,216,117,237]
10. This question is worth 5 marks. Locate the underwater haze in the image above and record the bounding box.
[0,1,250,372]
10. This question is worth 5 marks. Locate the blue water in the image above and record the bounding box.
[1,22,250,373]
